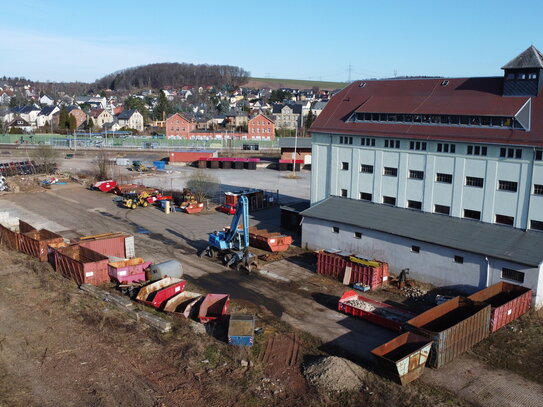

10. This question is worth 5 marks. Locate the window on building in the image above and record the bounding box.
[360,164,374,173]
[434,204,450,215]
[340,189,348,197]
[332,227,339,233]
[500,147,522,159]
[437,143,456,154]
[384,167,398,177]
[495,214,514,226]
[409,170,424,179]
[360,192,372,201]
[467,145,487,156]
[409,141,427,151]
[354,232,362,239]
[411,245,420,253]
[341,162,349,170]
[408,200,422,210]
[384,139,400,149]
[466,176,484,187]
[530,220,543,231]
[361,138,375,146]
[534,184,543,195]
[436,173,453,183]
[454,255,464,264]
[339,136,353,145]
[536,150,543,161]
[498,180,518,192]
[501,268,525,283]
[383,196,396,205]
[463,209,481,220]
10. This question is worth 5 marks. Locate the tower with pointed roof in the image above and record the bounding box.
[502,45,543,96]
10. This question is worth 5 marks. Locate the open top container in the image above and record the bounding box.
[163,291,203,315]
[108,257,152,284]
[371,332,432,385]
[198,294,230,323]
[468,282,532,332]
[228,314,256,346]
[136,277,185,309]
[55,244,109,285]
[19,229,64,262]
[406,297,490,368]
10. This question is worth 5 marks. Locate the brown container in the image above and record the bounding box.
[75,233,129,258]
[371,332,433,385]
[47,241,69,269]
[406,297,490,368]
[468,282,532,333]
[0,223,20,251]
[19,229,64,262]
[19,220,37,234]
[55,245,109,285]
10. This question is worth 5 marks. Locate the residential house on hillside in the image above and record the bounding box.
[311,100,328,117]
[248,113,275,140]
[225,110,248,130]
[165,113,196,139]
[36,106,59,128]
[8,117,32,132]
[89,108,113,129]
[39,95,54,106]
[11,105,41,127]
[66,106,88,129]
[272,103,302,129]
[117,109,144,131]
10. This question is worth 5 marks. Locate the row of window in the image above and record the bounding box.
[330,226,526,281]
[337,137,543,161]
[351,112,523,129]
[250,128,272,133]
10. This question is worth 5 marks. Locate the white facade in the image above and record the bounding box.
[311,133,543,231]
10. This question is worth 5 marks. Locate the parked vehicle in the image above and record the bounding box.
[217,203,237,215]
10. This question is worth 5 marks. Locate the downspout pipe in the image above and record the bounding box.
[485,256,491,288]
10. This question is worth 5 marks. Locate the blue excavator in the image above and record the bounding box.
[199,195,259,272]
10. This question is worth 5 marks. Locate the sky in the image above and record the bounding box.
[1,0,543,83]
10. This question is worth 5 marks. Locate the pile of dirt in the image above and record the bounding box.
[303,356,367,392]
[1,175,43,193]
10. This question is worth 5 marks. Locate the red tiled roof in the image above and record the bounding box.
[310,77,543,146]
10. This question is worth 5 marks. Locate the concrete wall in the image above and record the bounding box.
[311,132,543,231]
[302,217,542,309]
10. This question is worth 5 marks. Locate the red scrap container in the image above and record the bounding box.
[55,245,110,285]
[316,250,389,289]
[19,220,37,234]
[248,227,293,252]
[19,229,64,262]
[338,290,416,332]
[199,294,230,323]
[108,258,151,284]
[468,282,532,333]
[75,233,130,258]
[0,223,21,251]
[47,241,69,269]
[136,277,186,309]
[94,180,117,192]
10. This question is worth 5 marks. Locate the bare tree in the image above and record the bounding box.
[29,145,59,174]
[93,150,113,181]
[186,170,220,203]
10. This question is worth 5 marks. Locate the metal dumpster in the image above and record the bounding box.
[198,294,230,323]
[19,229,64,262]
[47,241,69,269]
[136,277,186,309]
[163,291,203,315]
[55,245,110,285]
[75,232,132,259]
[338,290,416,332]
[228,314,256,346]
[371,332,433,385]
[406,297,490,368]
[108,258,151,284]
[468,282,532,333]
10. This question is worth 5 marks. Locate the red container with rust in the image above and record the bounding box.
[47,241,69,269]
[0,223,21,251]
[468,282,532,333]
[198,294,230,323]
[338,290,415,332]
[108,258,151,284]
[316,250,389,290]
[55,244,110,285]
[136,277,186,309]
[75,233,130,259]
[406,297,490,368]
[249,227,293,252]
[19,229,64,262]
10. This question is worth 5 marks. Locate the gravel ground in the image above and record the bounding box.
[303,356,367,392]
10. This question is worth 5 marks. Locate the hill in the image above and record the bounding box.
[247,77,347,91]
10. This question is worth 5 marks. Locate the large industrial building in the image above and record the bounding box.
[302,46,543,308]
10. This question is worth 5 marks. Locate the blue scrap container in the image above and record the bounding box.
[228,314,255,346]
[153,161,166,170]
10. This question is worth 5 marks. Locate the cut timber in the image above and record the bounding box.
[80,284,134,311]
[136,311,172,333]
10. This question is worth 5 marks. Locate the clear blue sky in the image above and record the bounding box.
[2,0,542,83]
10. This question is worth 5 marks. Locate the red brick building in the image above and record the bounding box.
[248,113,275,140]
[166,113,196,139]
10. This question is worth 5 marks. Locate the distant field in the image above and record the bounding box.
[247,77,347,91]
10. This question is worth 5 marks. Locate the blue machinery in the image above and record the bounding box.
[200,195,258,272]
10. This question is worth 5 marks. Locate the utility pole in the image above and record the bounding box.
[348,64,352,83]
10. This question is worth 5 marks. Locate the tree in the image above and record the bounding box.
[93,150,112,181]
[68,114,77,131]
[88,118,95,130]
[186,170,220,203]
[0,118,7,134]
[269,89,292,103]
[124,96,149,122]
[154,90,173,121]
[305,109,315,130]
[29,145,59,174]
[58,106,70,130]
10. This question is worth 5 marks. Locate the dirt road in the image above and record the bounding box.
[3,183,543,407]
